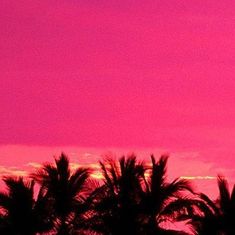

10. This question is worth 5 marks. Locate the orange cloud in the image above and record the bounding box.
[180,176,216,180]
[0,165,28,177]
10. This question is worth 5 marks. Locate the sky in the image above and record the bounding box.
[1,0,235,197]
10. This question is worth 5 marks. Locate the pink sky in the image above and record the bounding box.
[1,0,235,197]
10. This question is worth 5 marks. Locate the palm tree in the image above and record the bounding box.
[89,155,145,235]
[140,155,195,235]
[189,175,235,235]
[32,153,91,235]
[0,177,52,235]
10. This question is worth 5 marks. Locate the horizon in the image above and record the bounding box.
[0,144,229,198]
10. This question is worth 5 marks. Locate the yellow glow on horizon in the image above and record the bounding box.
[0,162,217,183]
[180,176,216,180]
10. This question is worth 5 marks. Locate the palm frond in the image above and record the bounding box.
[55,153,70,181]
[69,168,90,198]
[163,178,194,200]
[217,175,230,214]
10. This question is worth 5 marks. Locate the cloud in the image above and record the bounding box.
[180,176,216,180]
[26,162,42,168]
[0,165,28,177]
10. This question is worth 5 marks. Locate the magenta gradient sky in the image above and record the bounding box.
[1,0,235,197]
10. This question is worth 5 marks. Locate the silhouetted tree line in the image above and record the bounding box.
[0,153,234,235]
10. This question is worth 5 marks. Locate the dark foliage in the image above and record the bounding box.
[0,152,233,235]
[0,177,53,235]
[31,153,91,234]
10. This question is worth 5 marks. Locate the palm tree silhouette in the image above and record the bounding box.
[0,177,52,235]
[140,155,194,235]
[2,152,235,235]
[89,155,193,235]
[89,155,145,235]
[189,175,235,235]
[32,153,90,235]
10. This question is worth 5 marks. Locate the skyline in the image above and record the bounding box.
[0,144,230,198]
